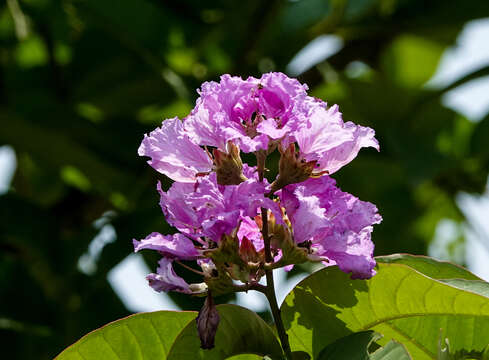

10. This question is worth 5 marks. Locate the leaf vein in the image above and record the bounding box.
[385,320,436,359]
[422,282,435,312]
[349,307,364,329]
[368,279,379,319]
[451,291,462,312]
[124,323,144,360]
[394,273,413,314]
[100,333,120,359]
[360,312,489,331]
[148,317,168,356]
[76,349,88,360]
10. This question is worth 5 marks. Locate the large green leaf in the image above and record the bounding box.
[281,260,489,359]
[167,304,283,360]
[55,311,197,360]
[55,305,282,360]
[376,254,481,280]
[317,331,412,360]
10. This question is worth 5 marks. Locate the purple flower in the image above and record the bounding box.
[293,100,379,175]
[158,167,281,243]
[279,176,382,279]
[138,117,213,182]
[313,227,377,279]
[146,258,192,293]
[135,72,383,293]
[237,215,264,251]
[133,232,201,260]
[185,73,308,153]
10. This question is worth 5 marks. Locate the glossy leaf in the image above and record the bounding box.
[55,311,197,360]
[376,254,481,280]
[56,304,282,360]
[281,259,489,359]
[167,304,283,360]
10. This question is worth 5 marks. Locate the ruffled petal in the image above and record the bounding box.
[133,232,200,260]
[256,118,290,140]
[158,168,275,243]
[315,123,379,175]
[147,258,191,293]
[138,117,212,182]
[280,176,381,279]
[237,216,264,251]
[280,184,329,244]
[185,75,258,150]
[185,73,309,153]
[317,227,377,279]
[294,102,379,174]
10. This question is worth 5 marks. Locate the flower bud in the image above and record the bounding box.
[213,142,247,185]
[239,236,261,264]
[238,236,264,282]
[270,143,322,193]
[205,233,249,283]
[196,292,220,349]
[267,210,309,267]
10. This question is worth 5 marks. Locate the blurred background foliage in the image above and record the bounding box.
[1,0,489,358]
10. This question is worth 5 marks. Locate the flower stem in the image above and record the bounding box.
[257,151,293,360]
[175,260,205,276]
[260,207,293,360]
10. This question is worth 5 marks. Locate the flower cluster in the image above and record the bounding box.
[134,72,382,295]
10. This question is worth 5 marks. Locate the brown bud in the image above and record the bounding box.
[270,143,320,193]
[239,236,261,264]
[213,142,247,185]
[196,292,220,349]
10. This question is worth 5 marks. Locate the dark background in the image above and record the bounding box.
[2,0,489,359]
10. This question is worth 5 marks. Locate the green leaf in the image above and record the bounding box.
[317,330,381,359]
[371,340,412,360]
[317,330,412,360]
[438,279,489,298]
[167,304,283,360]
[55,305,282,360]
[55,311,197,360]
[281,260,489,360]
[376,254,481,280]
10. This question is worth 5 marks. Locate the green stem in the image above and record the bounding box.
[257,153,293,360]
[266,270,293,359]
[233,282,267,293]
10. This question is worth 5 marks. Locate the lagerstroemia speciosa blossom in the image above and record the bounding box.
[135,72,382,297]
